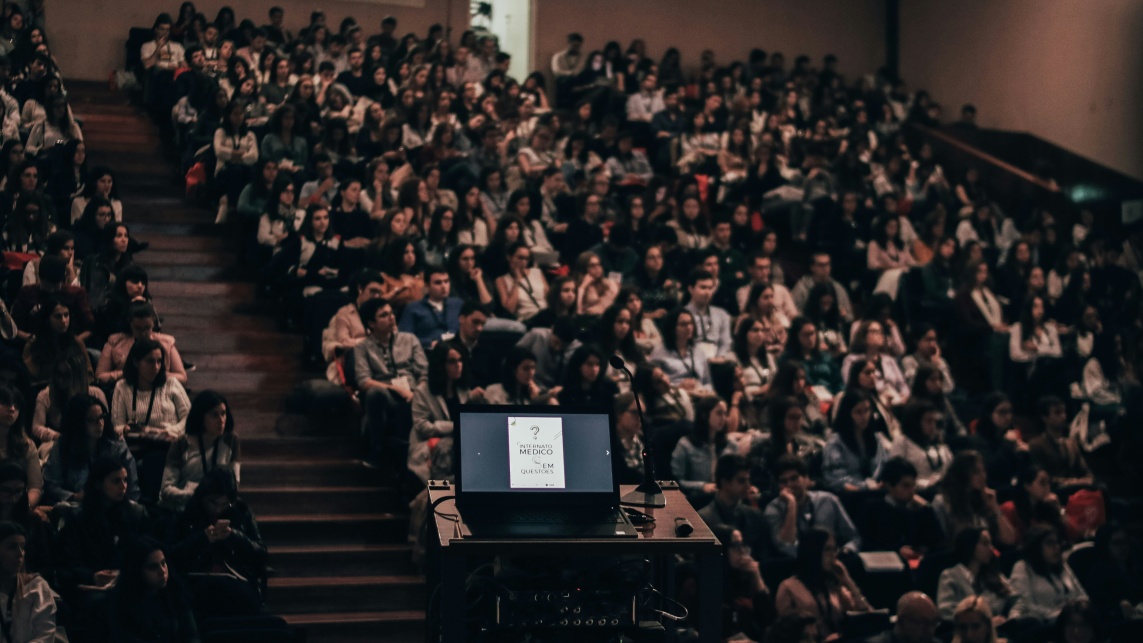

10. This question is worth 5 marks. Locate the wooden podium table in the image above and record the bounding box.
[426,483,723,642]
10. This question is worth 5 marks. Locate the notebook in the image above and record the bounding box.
[455,405,639,538]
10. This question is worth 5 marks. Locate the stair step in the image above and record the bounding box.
[242,460,383,486]
[149,280,255,299]
[244,485,399,514]
[174,331,302,355]
[143,233,229,251]
[270,544,415,577]
[282,611,424,643]
[243,436,362,459]
[138,249,236,266]
[161,314,281,332]
[267,575,424,614]
[259,513,409,545]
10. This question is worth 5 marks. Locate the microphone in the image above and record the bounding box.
[610,355,666,508]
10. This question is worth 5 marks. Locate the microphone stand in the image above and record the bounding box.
[611,356,666,507]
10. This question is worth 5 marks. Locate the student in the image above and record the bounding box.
[482,347,558,406]
[937,528,1014,623]
[671,396,738,507]
[931,450,1018,547]
[1009,526,1087,623]
[110,339,191,442]
[0,521,62,642]
[774,528,871,641]
[861,458,944,561]
[398,266,463,350]
[684,268,733,358]
[699,454,771,559]
[160,391,239,511]
[407,342,483,483]
[110,537,198,642]
[43,394,139,506]
[764,455,861,557]
[822,388,889,493]
[888,400,954,491]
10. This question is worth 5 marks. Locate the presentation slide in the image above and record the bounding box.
[508,416,566,489]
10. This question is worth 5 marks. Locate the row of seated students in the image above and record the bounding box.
[130,3,1143,643]
[0,3,277,641]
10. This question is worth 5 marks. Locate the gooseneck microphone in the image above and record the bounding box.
[610,355,666,507]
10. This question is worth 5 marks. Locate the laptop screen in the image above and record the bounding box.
[456,407,616,495]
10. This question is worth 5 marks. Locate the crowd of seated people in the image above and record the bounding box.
[123,3,1143,642]
[0,3,289,641]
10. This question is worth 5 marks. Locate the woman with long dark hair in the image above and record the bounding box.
[623,243,679,316]
[998,464,1068,545]
[781,317,842,395]
[936,528,1014,622]
[932,450,1017,547]
[111,339,191,442]
[43,394,138,505]
[408,342,483,483]
[556,344,618,407]
[446,244,493,306]
[908,363,967,439]
[80,221,134,311]
[169,466,266,618]
[483,347,558,406]
[671,395,738,505]
[22,293,90,386]
[650,307,711,391]
[969,392,1024,492]
[160,390,239,511]
[888,399,953,491]
[822,388,888,493]
[110,537,198,642]
[775,528,871,641]
[1009,526,1087,623]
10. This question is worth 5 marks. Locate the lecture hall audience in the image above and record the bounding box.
[0,3,1132,641]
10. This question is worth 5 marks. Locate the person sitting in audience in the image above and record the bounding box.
[57,457,149,629]
[574,250,619,316]
[932,450,1018,547]
[111,339,191,442]
[515,316,578,389]
[612,392,646,485]
[408,342,483,484]
[841,318,909,408]
[21,293,91,387]
[952,259,1008,392]
[967,393,1025,493]
[699,454,771,559]
[1026,396,1091,486]
[740,282,789,357]
[1009,526,1087,623]
[97,301,188,386]
[765,455,861,557]
[1077,522,1143,623]
[949,595,1002,643]
[833,358,898,437]
[0,518,62,641]
[823,388,889,493]
[998,464,1069,545]
[11,255,94,345]
[495,242,548,322]
[862,458,944,562]
[80,222,134,313]
[792,252,854,325]
[901,324,956,393]
[671,395,738,507]
[398,265,463,350]
[43,394,138,507]
[0,386,40,509]
[482,347,559,406]
[889,400,954,491]
[868,592,941,643]
[21,230,78,288]
[556,344,618,407]
[781,317,843,396]
[160,390,239,511]
[684,268,733,358]
[774,528,871,641]
[321,269,385,379]
[95,263,154,346]
[110,536,198,643]
[31,357,104,450]
[354,298,427,470]
[169,468,265,618]
[909,363,967,440]
[937,528,1014,623]
[652,307,712,391]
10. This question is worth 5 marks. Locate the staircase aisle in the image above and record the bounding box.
[66,82,425,643]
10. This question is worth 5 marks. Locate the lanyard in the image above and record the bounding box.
[381,334,397,374]
[694,310,709,341]
[198,434,221,473]
[131,384,158,428]
[518,273,541,308]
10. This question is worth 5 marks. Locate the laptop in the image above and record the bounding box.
[455,405,639,538]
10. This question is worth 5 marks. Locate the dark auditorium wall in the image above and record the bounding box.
[47,0,470,82]
[900,0,1143,181]
[532,0,886,82]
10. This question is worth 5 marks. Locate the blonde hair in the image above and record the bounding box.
[951,596,1001,643]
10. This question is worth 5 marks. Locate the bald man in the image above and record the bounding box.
[869,592,941,643]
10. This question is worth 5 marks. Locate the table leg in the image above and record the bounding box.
[441,554,466,642]
[697,551,722,643]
